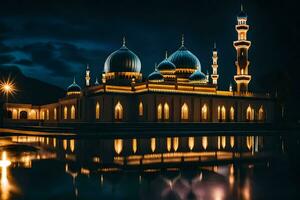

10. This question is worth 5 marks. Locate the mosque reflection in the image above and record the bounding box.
[0,134,286,200]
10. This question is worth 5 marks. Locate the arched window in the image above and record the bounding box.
[246,105,254,121]
[157,103,162,120]
[20,111,28,119]
[40,111,45,120]
[46,109,49,120]
[258,106,264,121]
[71,105,75,119]
[201,104,208,121]
[181,103,189,120]
[217,106,221,121]
[64,106,68,120]
[221,106,226,121]
[54,108,57,120]
[114,101,123,120]
[139,102,143,116]
[96,102,100,119]
[229,106,235,121]
[164,103,169,120]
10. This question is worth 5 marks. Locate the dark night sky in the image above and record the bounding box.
[0,0,298,91]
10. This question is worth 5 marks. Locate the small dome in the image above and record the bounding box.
[168,46,201,70]
[67,78,81,94]
[104,41,141,73]
[148,70,164,82]
[157,59,176,71]
[189,70,207,83]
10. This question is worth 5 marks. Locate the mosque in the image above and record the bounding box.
[4,7,275,124]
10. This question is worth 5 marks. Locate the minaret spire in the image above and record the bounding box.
[181,34,184,47]
[211,42,219,86]
[85,64,91,87]
[241,3,243,12]
[73,76,76,84]
[122,36,126,46]
[234,5,251,93]
[165,51,168,59]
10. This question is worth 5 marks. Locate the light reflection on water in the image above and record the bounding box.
[0,134,296,200]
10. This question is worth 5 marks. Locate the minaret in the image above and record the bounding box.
[211,42,219,85]
[95,78,99,86]
[85,64,90,87]
[233,4,251,93]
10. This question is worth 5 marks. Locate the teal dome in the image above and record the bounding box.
[168,46,201,70]
[189,70,207,83]
[104,43,141,73]
[157,59,176,71]
[148,70,164,82]
[67,79,81,93]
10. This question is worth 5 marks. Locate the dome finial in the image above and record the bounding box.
[73,76,76,84]
[122,36,126,46]
[165,51,168,59]
[181,34,185,47]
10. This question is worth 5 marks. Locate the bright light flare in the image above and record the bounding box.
[0,78,16,97]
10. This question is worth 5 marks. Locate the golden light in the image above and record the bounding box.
[0,151,11,200]
[0,79,16,97]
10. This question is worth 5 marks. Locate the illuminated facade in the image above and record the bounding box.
[4,7,275,124]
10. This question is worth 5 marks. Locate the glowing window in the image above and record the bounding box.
[157,104,162,120]
[230,106,235,121]
[54,108,57,120]
[64,106,68,120]
[258,106,264,121]
[114,101,123,120]
[164,103,169,120]
[46,109,49,120]
[71,105,75,119]
[217,106,221,120]
[181,103,189,120]
[96,102,100,119]
[201,104,208,121]
[221,106,226,121]
[139,102,143,116]
[40,111,45,120]
[246,105,254,121]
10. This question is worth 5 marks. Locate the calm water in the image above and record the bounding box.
[0,133,299,200]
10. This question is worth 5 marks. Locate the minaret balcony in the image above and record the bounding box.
[233,40,251,48]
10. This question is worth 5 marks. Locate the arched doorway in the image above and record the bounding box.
[229,106,235,121]
[20,111,28,119]
[163,103,170,120]
[157,103,162,121]
[114,101,123,120]
[201,104,208,121]
[181,103,189,120]
[258,106,265,121]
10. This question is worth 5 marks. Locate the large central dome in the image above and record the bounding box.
[168,38,201,71]
[104,42,141,73]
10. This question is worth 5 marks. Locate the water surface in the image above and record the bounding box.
[0,133,299,200]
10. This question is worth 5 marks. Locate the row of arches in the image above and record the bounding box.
[94,101,266,122]
[246,105,265,121]
[63,105,76,120]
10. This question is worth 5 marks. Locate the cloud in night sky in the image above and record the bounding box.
[0,0,298,91]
